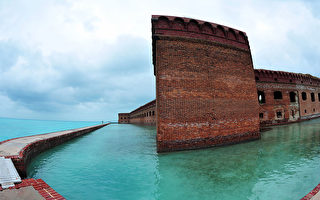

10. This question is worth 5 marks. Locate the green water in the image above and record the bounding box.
[27,119,320,200]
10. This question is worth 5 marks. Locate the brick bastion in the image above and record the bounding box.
[152,15,260,152]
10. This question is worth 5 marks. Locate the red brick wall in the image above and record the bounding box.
[118,113,130,124]
[152,15,260,152]
[255,69,320,126]
[129,104,156,125]
[118,100,156,125]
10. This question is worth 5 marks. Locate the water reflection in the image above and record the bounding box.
[27,119,320,200]
[157,119,320,200]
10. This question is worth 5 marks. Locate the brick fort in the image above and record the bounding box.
[118,15,320,153]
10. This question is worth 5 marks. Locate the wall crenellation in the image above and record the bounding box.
[255,69,320,86]
[152,15,249,50]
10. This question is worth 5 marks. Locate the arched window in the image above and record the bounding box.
[258,91,266,104]
[259,113,264,119]
[274,91,282,99]
[276,111,283,118]
[302,92,307,100]
[318,93,320,102]
[289,92,296,103]
[311,93,315,102]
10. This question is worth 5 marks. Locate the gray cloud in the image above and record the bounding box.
[0,0,319,121]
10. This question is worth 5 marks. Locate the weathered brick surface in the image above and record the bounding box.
[128,100,156,125]
[255,69,320,126]
[118,100,156,125]
[118,113,130,124]
[152,15,260,152]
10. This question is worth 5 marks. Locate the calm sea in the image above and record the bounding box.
[27,118,320,200]
[0,117,100,141]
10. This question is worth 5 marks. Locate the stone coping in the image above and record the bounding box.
[301,183,320,200]
[0,178,65,200]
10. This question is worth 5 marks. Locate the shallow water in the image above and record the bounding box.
[0,117,100,141]
[27,119,320,200]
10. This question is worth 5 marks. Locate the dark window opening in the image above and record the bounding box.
[274,91,283,99]
[289,79,293,83]
[120,117,123,119]
[276,111,282,118]
[305,109,307,113]
[313,108,315,112]
[302,92,307,100]
[258,91,266,104]
[255,76,259,81]
[291,110,295,118]
[274,78,278,81]
[318,93,320,102]
[289,92,296,102]
[301,81,304,83]
[152,111,155,116]
[311,93,315,102]
[259,113,264,119]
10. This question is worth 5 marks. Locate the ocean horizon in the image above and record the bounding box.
[0,117,101,142]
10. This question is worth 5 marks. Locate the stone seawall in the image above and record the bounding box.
[0,124,108,178]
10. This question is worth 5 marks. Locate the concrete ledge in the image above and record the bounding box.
[260,115,320,127]
[0,124,108,178]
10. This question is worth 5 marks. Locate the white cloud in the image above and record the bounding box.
[0,0,319,120]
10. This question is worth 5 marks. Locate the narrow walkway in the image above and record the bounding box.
[0,124,108,200]
[0,124,108,178]
[0,124,107,157]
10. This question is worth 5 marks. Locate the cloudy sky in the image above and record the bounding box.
[0,0,319,121]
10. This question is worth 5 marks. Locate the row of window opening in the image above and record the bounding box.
[131,110,155,118]
[258,91,320,104]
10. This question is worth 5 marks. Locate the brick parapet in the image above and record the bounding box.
[152,15,251,76]
[130,100,156,115]
[151,15,249,49]
[255,69,320,87]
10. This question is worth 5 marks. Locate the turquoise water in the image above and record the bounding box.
[0,117,100,141]
[26,119,320,200]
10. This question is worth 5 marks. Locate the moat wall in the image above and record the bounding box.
[152,15,260,152]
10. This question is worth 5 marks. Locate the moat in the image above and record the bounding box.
[26,118,320,200]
